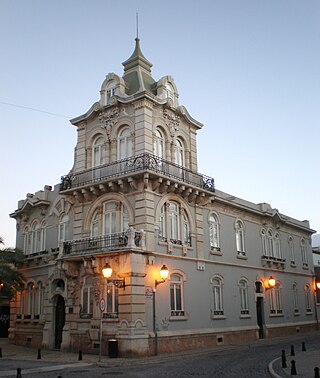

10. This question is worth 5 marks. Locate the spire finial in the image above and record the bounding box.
[136,12,139,39]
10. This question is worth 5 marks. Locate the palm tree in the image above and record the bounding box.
[0,237,24,299]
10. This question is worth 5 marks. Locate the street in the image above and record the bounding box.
[3,332,319,377]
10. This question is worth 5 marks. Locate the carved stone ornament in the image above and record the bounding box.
[99,107,120,140]
[62,261,79,278]
[163,109,180,138]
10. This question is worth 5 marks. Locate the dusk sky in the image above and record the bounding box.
[1,0,319,247]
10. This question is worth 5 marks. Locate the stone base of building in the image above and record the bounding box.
[11,324,44,349]
[265,321,317,339]
[156,328,257,355]
[9,322,318,356]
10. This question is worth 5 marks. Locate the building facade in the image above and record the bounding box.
[9,39,316,356]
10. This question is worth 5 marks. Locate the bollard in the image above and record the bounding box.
[291,345,295,356]
[78,350,82,361]
[281,349,287,368]
[16,368,22,378]
[315,367,320,378]
[302,341,306,351]
[0,347,2,358]
[291,360,297,375]
[37,349,41,360]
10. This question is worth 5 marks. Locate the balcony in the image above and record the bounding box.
[60,153,215,199]
[261,255,286,269]
[63,229,145,257]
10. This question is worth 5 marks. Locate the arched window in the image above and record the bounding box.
[209,214,220,251]
[235,220,245,255]
[170,273,185,317]
[159,204,166,242]
[274,233,281,258]
[261,229,267,256]
[292,283,299,314]
[92,136,105,168]
[58,214,69,243]
[267,230,274,257]
[105,283,118,318]
[301,238,308,267]
[304,284,312,313]
[165,82,174,101]
[81,276,94,318]
[103,201,117,235]
[91,201,130,239]
[154,129,165,159]
[288,236,295,265]
[169,202,179,241]
[211,275,224,316]
[118,127,132,160]
[37,281,44,317]
[269,282,282,315]
[239,278,249,315]
[159,201,191,246]
[31,222,40,253]
[40,221,46,251]
[182,211,190,245]
[106,80,116,104]
[175,139,184,167]
[91,210,99,237]
[23,226,30,255]
[26,282,36,318]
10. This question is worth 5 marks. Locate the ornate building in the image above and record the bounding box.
[9,38,316,356]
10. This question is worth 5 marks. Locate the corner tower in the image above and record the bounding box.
[57,38,215,356]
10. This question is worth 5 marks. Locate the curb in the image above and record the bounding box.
[268,356,283,378]
[0,362,93,377]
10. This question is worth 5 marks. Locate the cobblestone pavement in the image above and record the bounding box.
[1,331,320,377]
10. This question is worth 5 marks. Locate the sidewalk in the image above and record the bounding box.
[269,344,320,377]
[1,334,320,377]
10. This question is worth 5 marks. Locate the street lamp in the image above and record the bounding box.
[153,264,169,356]
[265,276,276,290]
[102,263,125,289]
[98,262,125,362]
[155,265,169,288]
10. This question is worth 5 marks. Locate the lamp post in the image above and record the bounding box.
[314,278,320,330]
[98,263,125,361]
[153,265,169,356]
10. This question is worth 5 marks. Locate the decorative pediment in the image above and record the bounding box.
[10,198,50,219]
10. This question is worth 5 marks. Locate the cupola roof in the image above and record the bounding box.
[122,38,156,96]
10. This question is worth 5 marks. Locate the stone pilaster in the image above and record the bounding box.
[116,252,149,357]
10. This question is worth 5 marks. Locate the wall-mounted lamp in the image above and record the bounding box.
[155,265,169,288]
[153,264,169,356]
[316,281,320,290]
[265,276,276,289]
[102,263,125,289]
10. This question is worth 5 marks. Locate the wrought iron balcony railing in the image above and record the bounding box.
[63,231,143,256]
[60,153,215,193]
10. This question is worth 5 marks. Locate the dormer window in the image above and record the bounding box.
[165,82,174,100]
[106,80,116,104]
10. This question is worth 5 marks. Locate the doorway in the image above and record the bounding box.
[0,305,10,337]
[255,282,265,339]
[54,295,65,349]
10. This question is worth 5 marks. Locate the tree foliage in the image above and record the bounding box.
[0,237,24,299]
